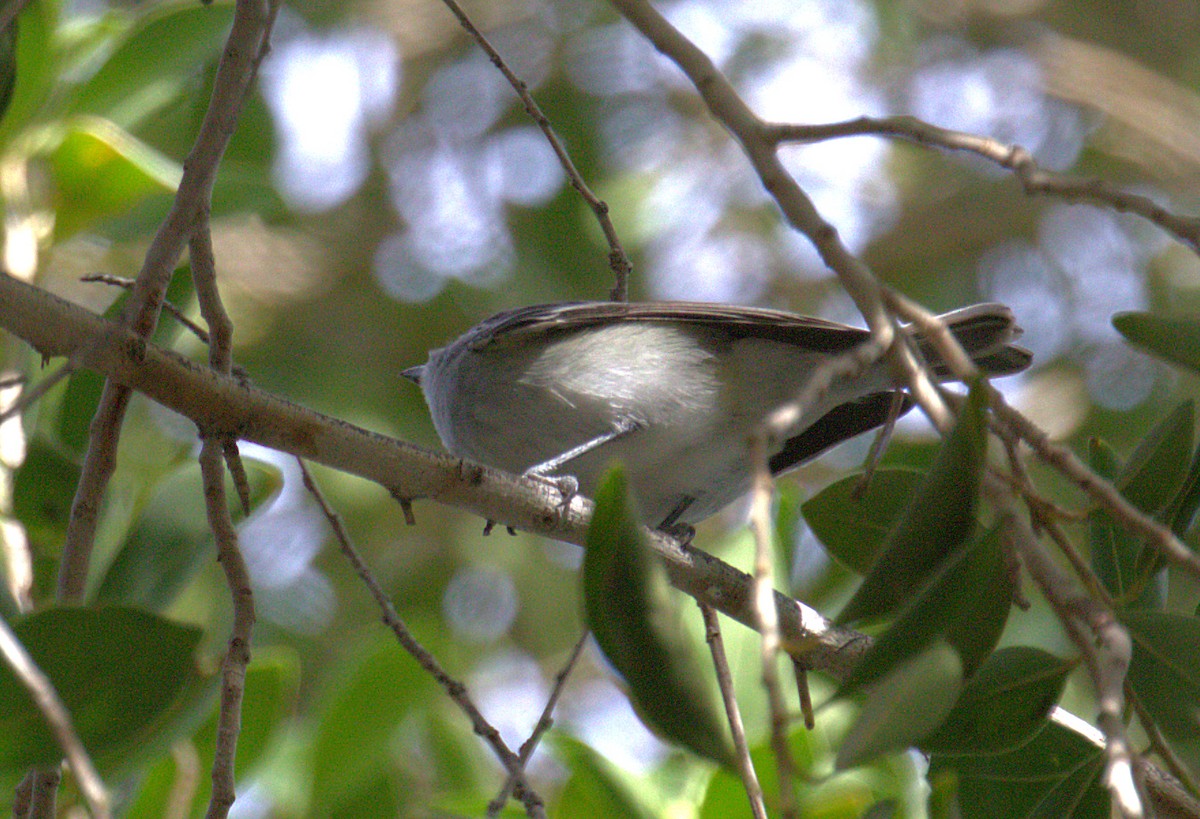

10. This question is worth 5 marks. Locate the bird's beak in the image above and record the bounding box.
[401,365,424,385]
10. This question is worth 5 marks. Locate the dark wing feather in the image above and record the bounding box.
[768,391,914,476]
[471,301,871,353]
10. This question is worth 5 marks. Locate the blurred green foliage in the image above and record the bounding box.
[4,0,1200,816]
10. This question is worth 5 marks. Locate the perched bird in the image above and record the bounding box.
[404,301,1031,529]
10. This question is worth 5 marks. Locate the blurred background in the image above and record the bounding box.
[7,0,1200,814]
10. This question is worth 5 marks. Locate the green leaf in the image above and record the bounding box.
[0,606,207,774]
[1117,401,1193,516]
[550,734,658,819]
[310,629,438,814]
[1088,405,1191,609]
[55,369,105,456]
[774,479,804,582]
[0,14,18,124]
[583,466,733,767]
[1114,312,1200,375]
[921,647,1072,755]
[1166,444,1200,538]
[49,116,181,239]
[801,468,925,574]
[837,380,988,625]
[836,640,963,770]
[1089,439,1158,608]
[12,438,80,551]
[67,0,236,130]
[0,0,55,141]
[840,527,1013,696]
[1122,610,1200,774]
[929,718,1108,818]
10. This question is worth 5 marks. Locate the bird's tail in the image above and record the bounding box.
[916,303,1033,378]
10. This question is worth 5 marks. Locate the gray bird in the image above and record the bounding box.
[404,301,1031,530]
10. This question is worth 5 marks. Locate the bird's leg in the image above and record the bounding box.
[657,495,697,544]
[524,415,644,513]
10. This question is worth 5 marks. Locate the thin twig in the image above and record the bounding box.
[0,616,110,818]
[58,381,131,601]
[608,0,890,334]
[200,437,256,819]
[57,0,279,604]
[993,487,1143,818]
[700,603,768,819]
[0,366,73,425]
[992,393,1200,581]
[0,0,33,34]
[80,274,210,344]
[767,115,1200,254]
[488,630,589,817]
[436,0,632,300]
[297,459,546,817]
[747,432,797,818]
[24,767,60,819]
[1128,686,1200,797]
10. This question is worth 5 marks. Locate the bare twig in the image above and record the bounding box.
[747,432,797,817]
[488,630,589,817]
[23,767,59,819]
[297,459,546,817]
[1128,687,1200,798]
[58,380,131,601]
[57,0,279,603]
[701,603,768,819]
[80,274,211,345]
[200,437,256,819]
[0,616,110,818]
[991,393,1200,581]
[435,0,632,300]
[0,0,33,34]
[767,115,1200,254]
[0,269,872,676]
[0,366,73,425]
[994,488,1143,818]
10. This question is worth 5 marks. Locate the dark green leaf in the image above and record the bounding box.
[1089,439,1158,608]
[838,381,988,625]
[929,719,1108,818]
[1118,401,1194,514]
[583,466,733,767]
[801,468,924,574]
[12,438,80,549]
[1114,312,1200,375]
[55,369,105,456]
[1122,610,1200,774]
[0,606,207,773]
[921,647,1072,755]
[67,0,236,129]
[836,640,963,770]
[840,527,1012,695]
[1088,403,1191,609]
[1166,444,1200,538]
